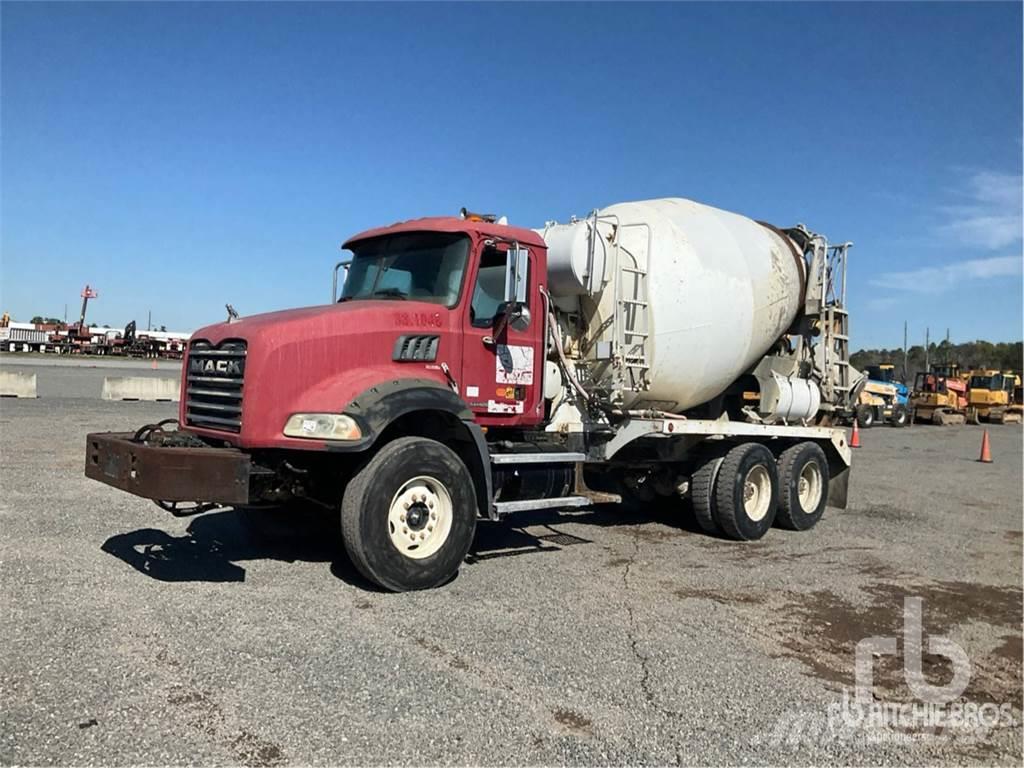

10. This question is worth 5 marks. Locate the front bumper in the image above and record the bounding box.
[85,431,251,504]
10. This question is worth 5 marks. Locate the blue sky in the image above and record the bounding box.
[2,1,1021,349]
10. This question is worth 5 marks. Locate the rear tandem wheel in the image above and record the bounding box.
[712,443,779,541]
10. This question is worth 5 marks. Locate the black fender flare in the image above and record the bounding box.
[339,379,493,518]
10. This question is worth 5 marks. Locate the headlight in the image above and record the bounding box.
[283,413,362,440]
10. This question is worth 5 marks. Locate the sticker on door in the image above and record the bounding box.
[496,344,534,385]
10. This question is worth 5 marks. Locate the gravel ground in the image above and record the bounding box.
[1,361,1021,766]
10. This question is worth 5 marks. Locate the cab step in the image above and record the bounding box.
[493,496,591,515]
[490,452,586,465]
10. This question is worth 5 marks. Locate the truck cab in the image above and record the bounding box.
[184,217,548,450]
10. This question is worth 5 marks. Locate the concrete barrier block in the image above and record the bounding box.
[0,371,38,398]
[102,376,180,402]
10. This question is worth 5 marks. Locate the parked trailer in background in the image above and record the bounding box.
[0,325,50,352]
[85,197,855,591]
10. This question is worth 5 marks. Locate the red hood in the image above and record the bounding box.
[183,299,460,448]
[193,301,375,344]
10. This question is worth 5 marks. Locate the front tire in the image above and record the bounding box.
[713,443,778,541]
[775,442,830,531]
[855,405,875,428]
[341,437,477,591]
[890,404,909,427]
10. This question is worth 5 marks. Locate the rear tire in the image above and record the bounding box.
[775,442,830,531]
[341,436,477,592]
[890,404,909,428]
[690,456,724,535]
[713,443,778,541]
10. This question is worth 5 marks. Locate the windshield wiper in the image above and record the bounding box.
[372,288,408,300]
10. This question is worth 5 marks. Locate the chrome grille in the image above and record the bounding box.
[185,339,246,432]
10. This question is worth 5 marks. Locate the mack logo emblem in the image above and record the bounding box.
[190,357,243,376]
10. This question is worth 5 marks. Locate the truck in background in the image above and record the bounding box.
[85,197,855,591]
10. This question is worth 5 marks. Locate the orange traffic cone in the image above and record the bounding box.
[978,430,992,463]
[150,359,158,370]
[850,420,861,449]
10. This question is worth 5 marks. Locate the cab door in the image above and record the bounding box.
[459,242,545,427]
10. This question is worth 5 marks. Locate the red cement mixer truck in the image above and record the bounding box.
[86,197,858,591]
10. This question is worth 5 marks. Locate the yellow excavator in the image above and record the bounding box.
[965,370,1023,424]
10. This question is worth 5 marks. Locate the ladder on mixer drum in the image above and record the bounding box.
[617,263,650,392]
[583,213,653,397]
[608,219,652,394]
[823,305,853,408]
[818,241,854,411]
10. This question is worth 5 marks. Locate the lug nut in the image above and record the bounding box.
[427,525,433,532]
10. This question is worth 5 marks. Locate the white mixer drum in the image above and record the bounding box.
[541,198,805,411]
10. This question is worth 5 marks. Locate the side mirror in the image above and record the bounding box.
[503,247,529,305]
[507,304,531,332]
[332,260,352,303]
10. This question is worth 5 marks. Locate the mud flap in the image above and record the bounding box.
[827,466,849,509]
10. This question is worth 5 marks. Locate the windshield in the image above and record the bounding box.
[969,375,993,389]
[341,233,470,306]
[867,366,894,383]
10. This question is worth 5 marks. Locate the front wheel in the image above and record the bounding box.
[855,405,875,428]
[341,437,477,591]
[890,404,909,428]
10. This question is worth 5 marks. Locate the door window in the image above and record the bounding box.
[470,247,530,327]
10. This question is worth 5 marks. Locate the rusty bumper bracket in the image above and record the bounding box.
[85,431,252,505]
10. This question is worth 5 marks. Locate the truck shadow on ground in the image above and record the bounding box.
[101,501,704,587]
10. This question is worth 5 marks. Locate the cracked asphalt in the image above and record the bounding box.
[1,358,1022,765]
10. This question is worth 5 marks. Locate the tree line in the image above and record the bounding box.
[851,340,1023,382]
